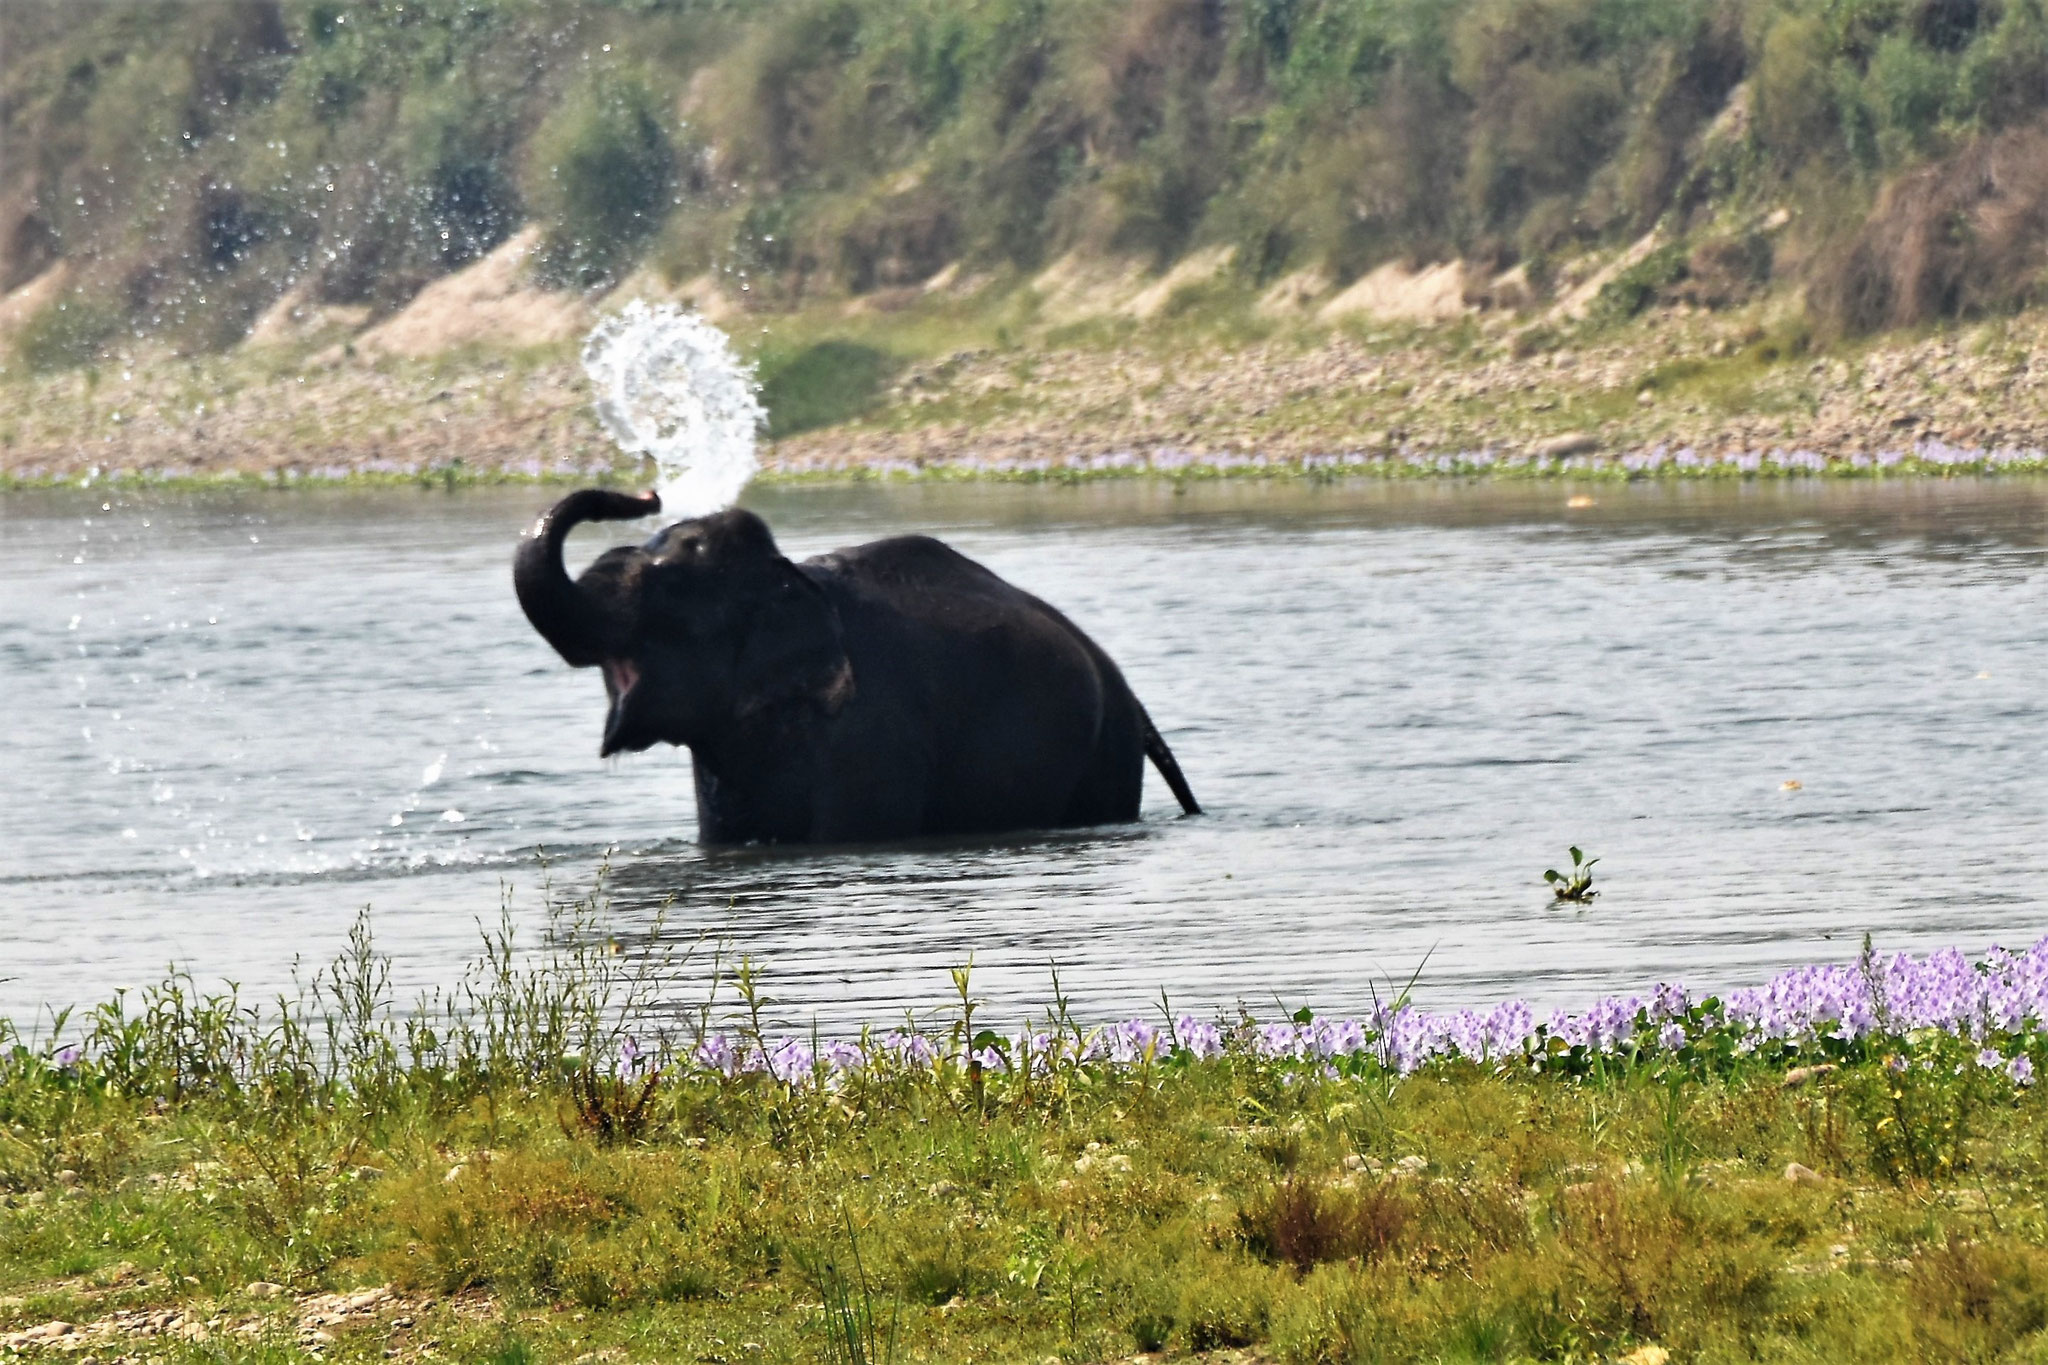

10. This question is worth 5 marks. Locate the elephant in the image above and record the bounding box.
[513,488,1200,845]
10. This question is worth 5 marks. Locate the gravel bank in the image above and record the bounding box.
[4,311,2047,485]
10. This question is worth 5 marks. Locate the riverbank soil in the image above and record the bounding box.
[4,286,2048,484]
[5,1056,2046,1362]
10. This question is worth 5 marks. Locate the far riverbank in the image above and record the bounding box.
[5,302,2047,488]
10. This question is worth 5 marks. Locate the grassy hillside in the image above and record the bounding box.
[5,0,2048,382]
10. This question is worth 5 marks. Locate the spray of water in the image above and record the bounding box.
[580,301,765,518]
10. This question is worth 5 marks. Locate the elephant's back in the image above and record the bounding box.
[808,534,1136,705]
[807,535,1130,829]
[806,535,1013,618]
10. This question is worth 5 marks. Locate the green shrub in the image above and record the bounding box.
[524,73,678,286]
[1177,1260,1274,1351]
[9,0,2048,345]
[757,339,899,438]
[1590,240,1689,323]
[1954,0,2048,130]
[1752,14,1839,162]
[11,295,120,373]
[1454,0,1630,233]
[395,80,519,270]
[1864,31,1953,161]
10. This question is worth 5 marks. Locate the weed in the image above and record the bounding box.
[1238,1173,1411,1275]
[799,1212,899,1365]
[1545,846,1601,903]
[1178,1260,1274,1351]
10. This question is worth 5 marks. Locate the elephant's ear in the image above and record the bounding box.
[733,564,853,717]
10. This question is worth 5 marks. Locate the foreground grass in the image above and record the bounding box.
[5,909,2048,1364]
[7,1039,2048,1363]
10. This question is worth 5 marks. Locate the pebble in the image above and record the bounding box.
[1073,1151,1132,1175]
[1533,431,1599,460]
[1780,1064,1835,1089]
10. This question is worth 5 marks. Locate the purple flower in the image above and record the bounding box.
[694,1034,737,1074]
[2010,1056,2035,1086]
[618,1036,648,1074]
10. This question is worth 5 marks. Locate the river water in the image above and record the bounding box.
[2,479,2042,1034]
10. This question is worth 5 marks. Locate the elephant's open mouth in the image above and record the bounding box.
[600,658,642,757]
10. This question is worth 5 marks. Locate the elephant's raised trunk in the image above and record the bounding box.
[513,488,661,666]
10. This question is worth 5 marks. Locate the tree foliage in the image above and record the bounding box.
[3,0,2046,363]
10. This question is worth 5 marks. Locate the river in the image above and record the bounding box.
[2,478,2042,1033]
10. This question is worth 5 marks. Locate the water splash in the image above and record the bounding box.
[580,301,765,518]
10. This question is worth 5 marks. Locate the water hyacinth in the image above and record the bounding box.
[760,439,2048,484]
[13,934,2046,1104]
[677,939,2048,1087]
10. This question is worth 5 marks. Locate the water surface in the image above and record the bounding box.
[2,479,2042,1032]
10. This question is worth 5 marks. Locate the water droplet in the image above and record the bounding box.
[581,302,764,517]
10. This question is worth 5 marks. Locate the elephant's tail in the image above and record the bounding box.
[1141,711,1202,816]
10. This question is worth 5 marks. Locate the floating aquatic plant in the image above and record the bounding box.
[1544,845,1600,903]
[664,937,2048,1089]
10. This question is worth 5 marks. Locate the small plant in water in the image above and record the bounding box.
[1545,846,1600,903]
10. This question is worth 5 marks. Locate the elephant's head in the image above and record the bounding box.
[513,489,851,756]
